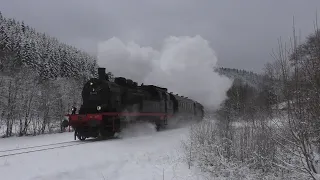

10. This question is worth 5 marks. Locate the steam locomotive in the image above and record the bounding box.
[64,67,204,141]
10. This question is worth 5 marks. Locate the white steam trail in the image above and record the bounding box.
[97,35,232,110]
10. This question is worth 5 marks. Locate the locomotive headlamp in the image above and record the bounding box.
[90,82,93,85]
[71,107,77,114]
[97,106,101,111]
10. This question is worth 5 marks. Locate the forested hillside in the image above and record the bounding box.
[215,67,264,88]
[0,12,98,137]
[213,67,278,122]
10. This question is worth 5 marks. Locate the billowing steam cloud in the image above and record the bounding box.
[97,35,232,110]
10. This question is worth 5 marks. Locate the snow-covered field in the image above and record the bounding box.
[0,124,206,180]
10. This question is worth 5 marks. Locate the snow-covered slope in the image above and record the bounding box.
[0,125,205,180]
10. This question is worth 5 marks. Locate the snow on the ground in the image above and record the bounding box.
[0,125,206,180]
[0,131,76,151]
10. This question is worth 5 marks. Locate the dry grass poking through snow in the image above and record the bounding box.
[181,117,312,180]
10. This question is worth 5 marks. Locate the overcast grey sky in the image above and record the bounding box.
[1,0,319,72]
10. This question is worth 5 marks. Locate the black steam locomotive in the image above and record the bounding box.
[65,67,204,141]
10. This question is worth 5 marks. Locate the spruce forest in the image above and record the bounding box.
[0,12,97,137]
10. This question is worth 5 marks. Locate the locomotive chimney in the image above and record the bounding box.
[98,68,106,80]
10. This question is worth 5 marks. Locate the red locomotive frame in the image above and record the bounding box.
[66,112,173,132]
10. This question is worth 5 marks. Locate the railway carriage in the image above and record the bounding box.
[64,67,204,141]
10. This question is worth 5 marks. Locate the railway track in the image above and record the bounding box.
[0,140,89,158]
[0,136,119,158]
